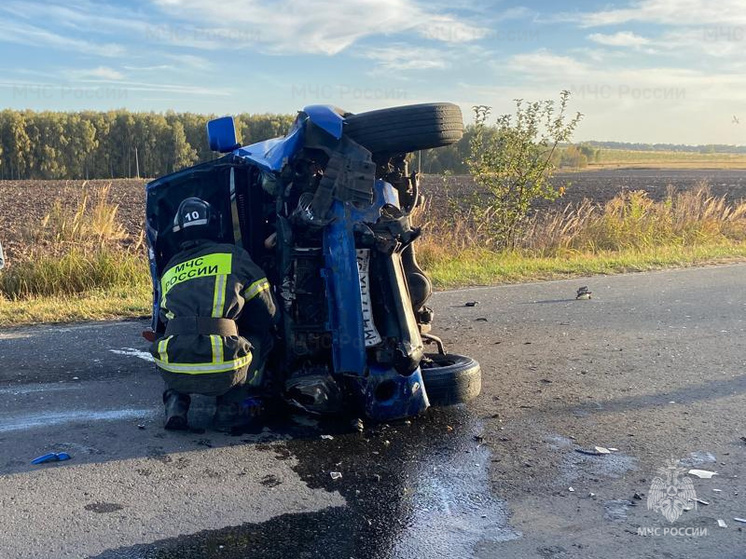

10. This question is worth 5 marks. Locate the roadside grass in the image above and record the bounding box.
[418,184,746,287]
[0,184,152,327]
[0,282,151,327]
[2,181,746,326]
[421,244,746,288]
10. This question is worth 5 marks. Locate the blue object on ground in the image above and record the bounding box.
[31,452,72,465]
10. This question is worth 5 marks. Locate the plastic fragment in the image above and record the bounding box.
[607,447,619,452]
[330,471,342,480]
[695,499,710,506]
[688,469,717,479]
[320,435,334,440]
[31,452,71,465]
[568,487,575,492]
[734,518,746,524]
[594,446,611,454]
[712,489,722,493]
[717,519,727,528]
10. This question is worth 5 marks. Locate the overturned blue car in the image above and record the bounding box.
[145,103,481,422]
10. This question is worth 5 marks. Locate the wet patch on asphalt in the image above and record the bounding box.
[93,406,519,559]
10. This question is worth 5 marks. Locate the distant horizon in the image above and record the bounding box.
[0,0,744,145]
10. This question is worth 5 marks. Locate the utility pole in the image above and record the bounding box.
[135,146,140,179]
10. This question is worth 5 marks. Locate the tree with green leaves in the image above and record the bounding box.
[468,90,583,249]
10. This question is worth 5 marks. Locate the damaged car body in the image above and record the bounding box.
[145,103,481,422]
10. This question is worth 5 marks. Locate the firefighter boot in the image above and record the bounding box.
[163,389,190,430]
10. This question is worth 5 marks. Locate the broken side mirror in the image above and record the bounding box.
[207,116,240,153]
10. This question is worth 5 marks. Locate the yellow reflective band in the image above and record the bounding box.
[154,354,252,375]
[210,335,224,365]
[243,277,270,301]
[157,336,172,364]
[212,274,227,317]
[161,253,233,297]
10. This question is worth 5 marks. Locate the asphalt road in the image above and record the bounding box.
[1,264,745,558]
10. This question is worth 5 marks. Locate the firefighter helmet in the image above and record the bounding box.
[173,197,217,240]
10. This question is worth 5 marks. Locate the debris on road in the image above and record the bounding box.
[352,418,365,432]
[713,488,723,493]
[31,452,71,465]
[688,469,718,479]
[633,493,644,500]
[695,498,710,506]
[330,471,342,480]
[465,301,479,307]
[576,448,605,456]
[733,518,746,524]
[320,435,334,440]
[576,286,592,300]
[718,519,728,528]
[568,487,575,492]
[595,446,612,454]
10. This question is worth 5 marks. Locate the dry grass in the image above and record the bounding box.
[22,183,130,250]
[523,184,746,254]
[1,184,149,303]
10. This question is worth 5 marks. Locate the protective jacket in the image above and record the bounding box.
[151,240,277,397]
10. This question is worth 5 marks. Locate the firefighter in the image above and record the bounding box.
[151,197,277,431]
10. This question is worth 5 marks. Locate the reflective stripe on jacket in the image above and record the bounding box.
[151,241,277,390]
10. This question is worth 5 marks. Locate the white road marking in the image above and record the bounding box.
[109,348,154,362]
[0,409,158,433]
[0,384,84,396]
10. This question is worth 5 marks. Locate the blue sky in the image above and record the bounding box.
[1,0,744,144]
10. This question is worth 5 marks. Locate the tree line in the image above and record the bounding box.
[7,108,730,181]
[0,108,477,180]
[0,110,295,180]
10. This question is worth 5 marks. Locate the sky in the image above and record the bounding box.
[0,0,744,145]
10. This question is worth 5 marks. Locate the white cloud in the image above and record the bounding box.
[149,0,489,55]
[506,50,590,79]
[71,66,124,80]
[588,31,651,48]
[363,45,450,71]
[577,0,746,27]
[0,19,125,56]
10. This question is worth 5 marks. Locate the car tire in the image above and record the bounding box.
[421,353,481,406]
[344,103,464,154]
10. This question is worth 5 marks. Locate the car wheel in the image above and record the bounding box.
[344,103,464,154]
[421,353,481,406]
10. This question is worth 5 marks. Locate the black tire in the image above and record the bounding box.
[344,103,464,154]
[421,353,481,406]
